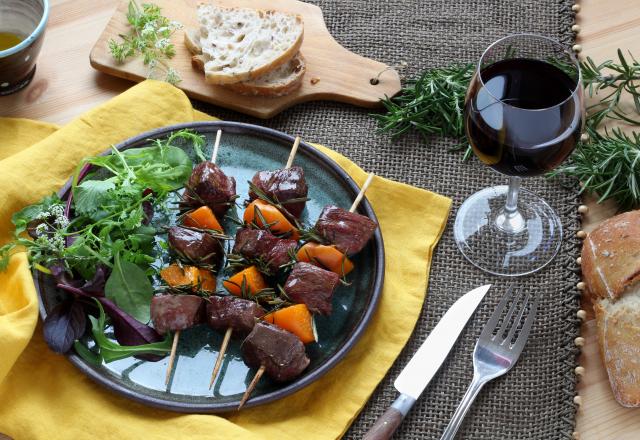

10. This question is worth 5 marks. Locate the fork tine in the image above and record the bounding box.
[509,293,539,355]
[495,286,523,340]
[503,291,530,346]
[479,283,517,340]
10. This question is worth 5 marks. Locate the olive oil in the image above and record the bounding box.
[0,32,23,51]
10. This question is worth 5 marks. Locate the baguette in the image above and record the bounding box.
[581,209,640,407]
[196,4,304,85]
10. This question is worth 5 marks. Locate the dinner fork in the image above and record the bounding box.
[439,285,538,440]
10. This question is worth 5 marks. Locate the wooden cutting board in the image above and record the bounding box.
[89,0,401,118]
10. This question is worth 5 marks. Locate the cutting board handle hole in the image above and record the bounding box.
[370,62,406,86]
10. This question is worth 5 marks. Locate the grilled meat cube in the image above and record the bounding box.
[314,205,377,255]
[283,262,340,315]
[168,226,224,268]
[232,228,297,272]
[206,296,265,337]
[183,162,236,216]
[249,166,308,218]
[150,294,205,334]
[241,321,310,382]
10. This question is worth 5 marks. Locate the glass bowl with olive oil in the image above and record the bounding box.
[0,0,50,96]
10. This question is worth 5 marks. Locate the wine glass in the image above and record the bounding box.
[454,34,584,276]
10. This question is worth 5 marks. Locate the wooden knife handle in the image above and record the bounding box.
[362,394,415,440]
[362,407,405,440]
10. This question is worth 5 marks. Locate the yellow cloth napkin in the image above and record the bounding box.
[0,80,451,440]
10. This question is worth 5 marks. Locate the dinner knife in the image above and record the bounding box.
[362,284,491,440]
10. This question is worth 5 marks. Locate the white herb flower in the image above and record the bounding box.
[169,20,183,30]
[50,204,65,218]
[155,38,170,50]
[36,210,51,220]
[141,22,155,37]
[55,215,69,228]
[166,68,181,85]
[35,223,48,236]
[52,234,65,250]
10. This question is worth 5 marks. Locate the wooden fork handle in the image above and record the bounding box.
[363,394,416,440]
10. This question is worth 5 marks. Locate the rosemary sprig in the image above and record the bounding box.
[581,49,640,129]
[247,181,306,228]
[374,50,640,208]
[372,63,475,158]
[551,126,640,209]
[108,0,183,85]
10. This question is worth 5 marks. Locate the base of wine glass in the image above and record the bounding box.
[453,185,562,277]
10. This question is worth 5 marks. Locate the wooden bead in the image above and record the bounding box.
[576,230,587,239]
[578,205,589,214]
[573,431,581,440]
[572,24,581,33]
[576,257,582,265]
[572,4,581,12]
[577,310,587,320]
[572,44,582,53]
[577,281,586,290]
[580,133,589,142]
[575,366,585,376]
[575,337,585,347]
[574,395,583,406]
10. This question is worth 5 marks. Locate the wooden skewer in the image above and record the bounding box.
[349,173,374,213]
[164,130,225,389]
[209,327,233,389]
[211,129,222,163]
[238,365,266,410]
[285,136,301,169]
[165,330,181,385]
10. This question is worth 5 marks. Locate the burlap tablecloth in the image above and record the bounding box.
[195,1,581,438]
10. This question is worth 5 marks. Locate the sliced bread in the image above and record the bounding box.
[582,209,640,407]
[196,4,304,85]
[191,51,306,97]
[186,28,306,97]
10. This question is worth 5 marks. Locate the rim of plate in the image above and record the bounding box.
[34,121,385,413]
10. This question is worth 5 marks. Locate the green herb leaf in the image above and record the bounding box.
[73,179,116,216]
[108,0,183,84]
[104,251,154,323]
[73,340,103,366]
[88,299,172,363]
[11,193,62,235]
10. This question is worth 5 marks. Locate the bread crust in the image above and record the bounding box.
[595,299,640,407]
[581,210,640,301]
[183,29,202,55]
[225,53,306,97]
[582,209,640,407]
[191,51,306,98]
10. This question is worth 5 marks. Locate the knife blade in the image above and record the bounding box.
[362,284,491,440]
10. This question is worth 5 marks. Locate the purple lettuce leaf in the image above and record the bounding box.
[56,283,164,361]
[43,300,86,353]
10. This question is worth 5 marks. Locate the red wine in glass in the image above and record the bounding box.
[466,58,582,177]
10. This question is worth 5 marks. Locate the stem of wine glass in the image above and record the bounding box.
[495,176,526,234]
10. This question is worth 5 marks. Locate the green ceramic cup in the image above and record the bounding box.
[0,0,49,96]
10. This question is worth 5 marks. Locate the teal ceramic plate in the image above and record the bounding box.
[34,121,384,413]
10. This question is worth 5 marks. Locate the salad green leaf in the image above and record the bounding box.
[104,251,154,323]
[73,179,116,216]
[88,299,172,363]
